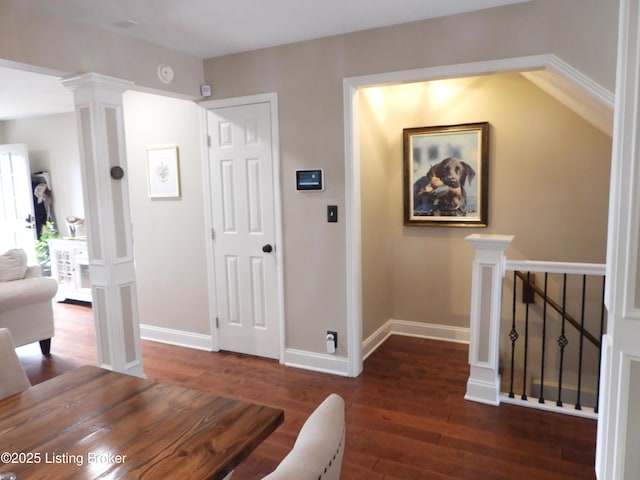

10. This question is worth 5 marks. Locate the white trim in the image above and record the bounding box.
[199,107,220,352]
[140,324,214,351]
[345,54,551,87]
[545,55,615,109]
[200,92,285,362]
[283,349,350,377]
[597,2,640,476]
[0,59,70,78]
[362,319,470,360]
[199,93,277,109]
[465,378,500,406]
[343,80,363,377]
[500,394,598,420]
[506,260,606,276]
[391,319,469,343]
[344,54,614,381]
[596,334,613,478]
[362,321,393,361]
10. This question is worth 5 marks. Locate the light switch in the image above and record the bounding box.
[327,205,338,222]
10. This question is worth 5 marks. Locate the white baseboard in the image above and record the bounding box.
[283,348,350,377]
[140,325,351,376]
[362,321,394,360]
[140,319,468,377]
[363,319,469,360]
[140,324,214,351]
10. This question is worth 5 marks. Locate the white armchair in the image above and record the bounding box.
[0,249,57,355]
[0,328,31,400]
[262,393,346,480]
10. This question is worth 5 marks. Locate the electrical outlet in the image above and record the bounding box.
[326,330,337,354]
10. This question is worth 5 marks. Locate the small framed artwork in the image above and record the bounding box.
[403,122,489,227]
[146,145,180,198]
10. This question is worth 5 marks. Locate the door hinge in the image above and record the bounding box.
[211,228,215,240]
[207,134,212,147]
[216,317,219,329]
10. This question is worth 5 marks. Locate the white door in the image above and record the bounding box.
[207,102,280,359]
[0,144,37,264]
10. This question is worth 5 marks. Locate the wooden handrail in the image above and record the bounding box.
[514,271,601,348]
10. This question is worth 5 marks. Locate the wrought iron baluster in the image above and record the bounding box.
[522,271,531,401]
[575,275,587,411]
[539,272,549,404]
[508,271,519,399]
[557,273,568,407]
[502,265,605,416]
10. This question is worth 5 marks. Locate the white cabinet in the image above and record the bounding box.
[48,238,92,302]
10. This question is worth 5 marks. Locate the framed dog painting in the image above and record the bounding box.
[403,122,489,227]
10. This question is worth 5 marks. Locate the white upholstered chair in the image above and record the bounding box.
[0,328,31,400]
[262,393,346,480]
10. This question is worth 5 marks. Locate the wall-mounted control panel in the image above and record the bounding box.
[296,169,324,191]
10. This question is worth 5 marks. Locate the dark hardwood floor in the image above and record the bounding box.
[15,301,597,479]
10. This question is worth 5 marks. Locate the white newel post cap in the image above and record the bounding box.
[465,234,515,250]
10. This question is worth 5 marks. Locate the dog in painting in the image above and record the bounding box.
[413,157,476,216]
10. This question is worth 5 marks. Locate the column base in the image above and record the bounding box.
[465,376,501,406]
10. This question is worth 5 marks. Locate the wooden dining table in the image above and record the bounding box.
[0,365,284,479]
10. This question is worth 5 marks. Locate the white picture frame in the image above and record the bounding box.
[147,145,180,198]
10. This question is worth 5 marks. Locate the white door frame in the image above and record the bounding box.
[343,54,614,376]
[200,92,285,362]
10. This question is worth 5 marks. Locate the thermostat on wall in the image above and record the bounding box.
[296,169,324,191]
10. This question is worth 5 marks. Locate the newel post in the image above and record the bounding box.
[465,234,514,406]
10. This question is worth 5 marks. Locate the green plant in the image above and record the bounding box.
[35,221,59,274]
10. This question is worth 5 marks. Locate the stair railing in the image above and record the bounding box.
[504,261,605,418]
[513,270,601,348]
[465,234,606,419]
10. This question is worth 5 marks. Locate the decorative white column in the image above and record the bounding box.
[464,234,514,406]
[62,73,144,377]
[596,0,640,477]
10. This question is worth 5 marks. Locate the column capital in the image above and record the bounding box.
[61,72,134,93]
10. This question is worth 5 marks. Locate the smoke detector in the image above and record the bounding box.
[157,64,174,84]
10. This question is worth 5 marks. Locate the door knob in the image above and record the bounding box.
[262,244,273,253]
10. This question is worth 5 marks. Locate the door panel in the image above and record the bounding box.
[208,102,279,359]
[0,144,37,263]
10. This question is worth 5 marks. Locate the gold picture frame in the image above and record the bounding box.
[403,122,489,227]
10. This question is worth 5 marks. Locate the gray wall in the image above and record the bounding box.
[203,0,618,354]
[0,0,619,360]
[359,74,611,339]
[0,0,204,98]
[2,113,83,235]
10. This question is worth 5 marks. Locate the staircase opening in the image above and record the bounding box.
[344,55,614,376]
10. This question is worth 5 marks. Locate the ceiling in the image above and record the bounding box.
[12,0,532,59]
[0,67,75,120]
